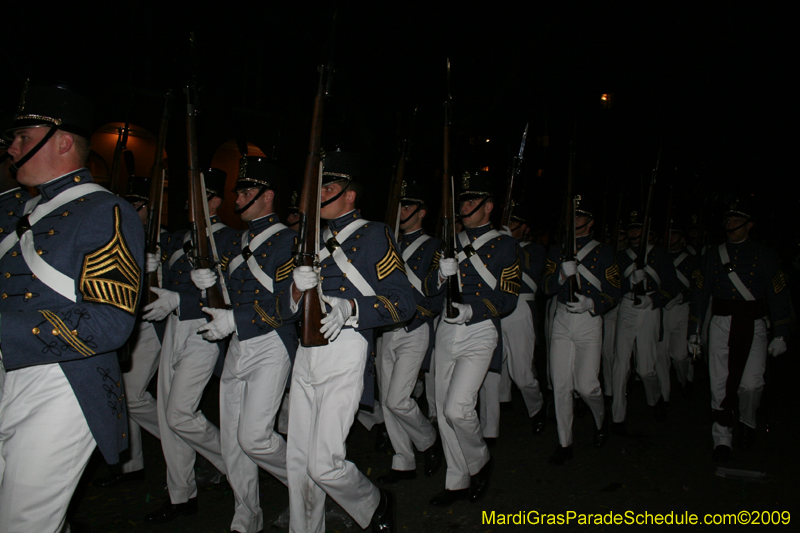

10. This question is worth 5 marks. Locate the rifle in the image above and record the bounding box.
[144,91,171,305]
[294,64,333,347]
[663,176,674,250]
[500,123,529,229]
[385,106,418,239]
[633,144,662,305]
[564,140,579,302]
[185,32,228,310]
[440,58,461,319]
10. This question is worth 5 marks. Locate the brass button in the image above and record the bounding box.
[52,328,60,335]
[25,292,33,299]
[48,229,55,236]
[0,228,3,234]
[374,303,379,308]
[255,289,259,294]
[118,413,122,419]
[351,247,357,252]
[11,251,17,256]
[72,330,78,336]
[339,287,346,292]
[122,433,126,438]
[74,176,82,182]
[32,327,40,335]
[4,273,9,278]
[37,249,43,256]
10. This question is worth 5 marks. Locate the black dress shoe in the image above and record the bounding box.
[424,435,443,477]
[95,468,145,487]
[713,445,731,462]
[468,458,492,502]
[548,445,573,466]
[654,397,667,420]
[378,469,416,484]
[531,400,547,435]
[429,489,468,506]
[594,417,610,448]
[739,423,755,450]
[375,423,391,452]
[371,489,395,532]
[145,497,199,524]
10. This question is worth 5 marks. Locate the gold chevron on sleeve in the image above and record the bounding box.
[254,301,281,328]
[605,263,621,289]
[544,258,557,277]
[416,304,435,318]
[692,269,703,290]
[39,310,95,357]
[376,295,401,323]
[482,299,499,317]
[276,257,294,283]
[431,250,441,271]
[79,205,141,314]
[772,270,786,294]
[499,259,521,295]
[376,227,406,281]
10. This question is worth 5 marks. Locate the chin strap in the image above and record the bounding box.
[234,185,267,214]
[575,219,591,231]
[399,204,421,225]
[460,196,488,221]
[725,220,749,234]
[10,125,60,172]
[320,180,350,208]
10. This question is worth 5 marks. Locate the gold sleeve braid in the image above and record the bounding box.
[692,269,703,290]
[79,205,141,314]
[275,257,294,283]
[431,250,441,270]
[544,258,557,277]
[376,295,401,323]
[605,263,621,289]
[39,310,95,357]
[254,301,281,328]
[376,227,406,281]
[499,258,521,295]
[773,270,786,294]
[482,299,500,317]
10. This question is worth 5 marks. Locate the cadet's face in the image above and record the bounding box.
[724,216,752,243]
[286,212,300,226]
[400,204,424,231]
[575,216,593,237]
[627,227,642,243]
[6,126,53,186]
[236,188,269,222]
[460,198,492,228]
[669,231,683,249]
[320,182,351,220]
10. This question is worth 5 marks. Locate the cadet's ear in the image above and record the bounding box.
[56,131,74,155]
[418,208,427,220]
[263,189,275,203]
[345,189,357,207]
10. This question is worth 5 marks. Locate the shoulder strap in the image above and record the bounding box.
[719,243,755,300]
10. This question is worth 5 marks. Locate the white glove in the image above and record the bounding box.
[630,269,646,285]
[444,302,473,325]
[632,295,652,310]
[439,258,458,278]
[566,293,594,314]
[146,253,161,274]
[688,334,702,355]
[320,295,353,341]
[768,337,787,357]
[500,225,512,236]
[664,293,683,310]
[197,308,236,341]
[142,287,180,321]
[190,268,217,290]
[293,266,318,292]
[560,260,577,283]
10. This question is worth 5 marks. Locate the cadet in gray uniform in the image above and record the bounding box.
[0,84,144,532]
[286,150,412,533]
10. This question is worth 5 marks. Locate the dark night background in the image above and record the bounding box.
[2,3,795,250]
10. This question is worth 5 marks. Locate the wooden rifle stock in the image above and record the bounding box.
[441,65,461,319]
[185,82,226,309]
[295,65,331,347]
[144,92,171,305]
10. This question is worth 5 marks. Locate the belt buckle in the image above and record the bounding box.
[723,262,734,273]
[242,246,252,261]
[15,214,32,238]
[464,244,476,258]
[325,238,340,254]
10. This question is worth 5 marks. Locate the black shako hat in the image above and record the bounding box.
[400,180,429,208]
[233,156,279,193]
[5,84,93,140]
[723,196,754,221]
[574,194,593,219]
[627,210,643,229]
[459,169,496,201]
[287,190,299,214]
[203,167,227,199]
[321,149,361,185]
[125,175,151,203]
[508,200,527,224]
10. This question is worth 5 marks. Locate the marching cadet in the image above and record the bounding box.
[141,168,236,523]
[96,176,165,487]
[657,221,700,399]
[689,199,790,461]
[427,170,521,506]
[285,150,413,532]
[376,180,443,484]
[612,211,680,433]
[0,84,144,532]
[542,196,620,464]
[499,205,547,435]
[190,156,297,533]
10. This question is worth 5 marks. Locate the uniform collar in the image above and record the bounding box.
[402,228,424,242]
[464,223,493,239]
[577,234,593,244]
[248,213,279,233]
[37,168,92,203]
[327,209,361,232]
[210,214,221,224]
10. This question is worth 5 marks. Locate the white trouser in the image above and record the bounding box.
[479,371,501,438]
[544,296,558,390]
[659,303,691,387]
[601,305,618,397]
[500,300,544,417]
[435,319,495,490]
[0,364,96,533]
[709,316,767,448]
[222,332,290,533]
[157,315,226,503]
[550,304,605,447]
[612,297,662,423]
[287,329,380,532]
[378,326,436,471]
[425,354,437,421]
[121,320,162,473]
